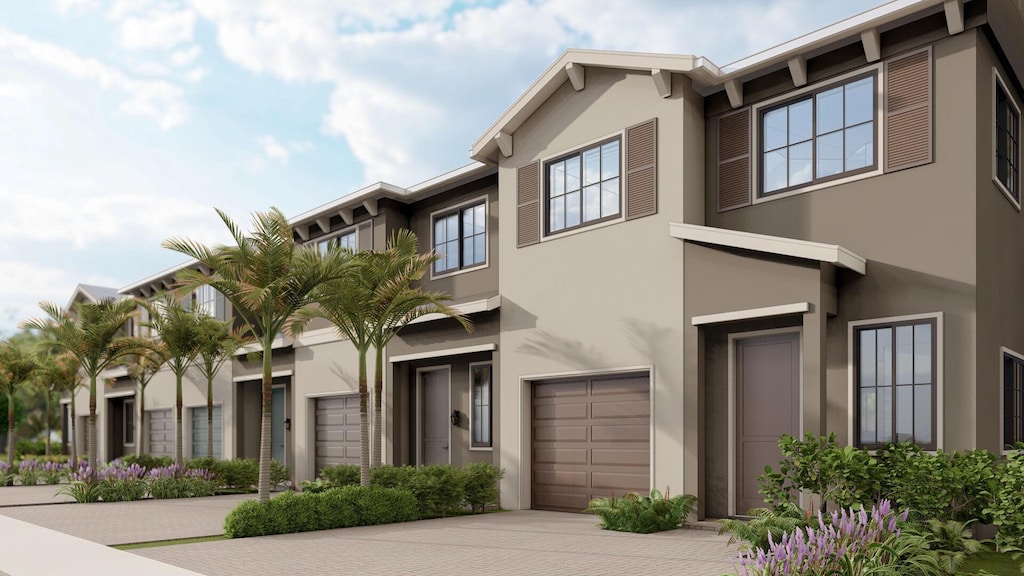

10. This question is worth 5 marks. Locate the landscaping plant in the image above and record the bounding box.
[983,447,1024,551]
[17,459,40,486]
[586,488,697,534]
[58,462,102,503]
[718,501,810,552]
[0,461,15,486]
[41,461,66,485]
[97,462,147,502]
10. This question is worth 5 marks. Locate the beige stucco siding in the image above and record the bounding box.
[497,68,702,509]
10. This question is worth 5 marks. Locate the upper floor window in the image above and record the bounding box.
[318,230,356,254]
[1004,350,1024,450]
[433,201,486,275]
[762,75,875,196]
[193,285,218,318]
[546,139,620,234]
[995,73,1021,206]
[854,317,936,450]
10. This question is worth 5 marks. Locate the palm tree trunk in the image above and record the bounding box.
[257,340,273,504]
[44,390,51,458]
[359,351,370,487]
[372,347,383,468]
[88,375,97,467]
[138,386,146,457]
[207,377,214,459]
[69,394,77,465]
[6,392,14,467]
[175,373,183,467]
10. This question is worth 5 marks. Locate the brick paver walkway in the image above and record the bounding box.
[0,494,253,545]
[137,511,738,576]
[0,485,75,507]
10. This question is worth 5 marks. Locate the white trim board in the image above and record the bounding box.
[389,343,496,364]
[103,390,136,399]
[408,295,502,325]
[232,370,294,382]
[669,222,867,274]
[693,302,812,326]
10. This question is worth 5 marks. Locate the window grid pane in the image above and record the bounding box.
[434,203,486,273]
[471,365,492,448]
[1005,354,1024,449]
[857,320,935,449]
[546,139,620,233]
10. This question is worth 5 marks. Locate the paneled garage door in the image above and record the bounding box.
[315,394,360,475]
[532,373,650,513]
[148,408,173,458]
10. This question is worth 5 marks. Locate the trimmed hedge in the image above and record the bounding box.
[224,486,418,538]
[187,457,292,491]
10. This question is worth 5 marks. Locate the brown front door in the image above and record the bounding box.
[532,373,650,513]
[735,332,800,515]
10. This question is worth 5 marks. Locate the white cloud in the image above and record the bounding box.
[257,135,291,163]
[184,66,207,83]
[169,44,201,67]
[0,260,122,334]
[288,140,314,153]
[0,29,188,129]
[109,1,196,50]
[54,0,100,16]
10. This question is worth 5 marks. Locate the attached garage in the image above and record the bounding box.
[532,373,650,513]
[314,394,360,475]
[148,408,173,458]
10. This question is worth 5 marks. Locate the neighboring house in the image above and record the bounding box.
[58,0,1024,518]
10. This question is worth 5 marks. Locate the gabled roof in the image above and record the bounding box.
[471,0,965,163]
[64,283,123,312]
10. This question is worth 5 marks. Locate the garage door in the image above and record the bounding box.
[192,405,223,459]
[532,373,650,513]
[148,408,173,458]
[315,395,360,475]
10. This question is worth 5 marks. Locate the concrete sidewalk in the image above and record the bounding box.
[0,485,75,507]
[0,514,205,576]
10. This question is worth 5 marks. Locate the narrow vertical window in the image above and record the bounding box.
[995,76,1021,205]
[318,230,357,254]
[1005,352,1024,450]
[471,364,492,449]
[124,398,135,447]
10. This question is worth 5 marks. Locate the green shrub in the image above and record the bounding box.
[190,457,258,491]
[224,500,274,538]
[270,459,291,489]
[14,439,46,457]
[760,433,880,512]
[300,478,328,493]
[984,448,1024,551]
[370,465,414,488]
[122,454,173,471]
[320,464,359,488]
[586,489,697,534]
[356,486,418,525]
[17,460,40,485]
[317,486,361,529]
[718,501,809,552]
[407,465,465,518]
[267,491,318,533]
[875,444,994,522]
[460,462,503,512]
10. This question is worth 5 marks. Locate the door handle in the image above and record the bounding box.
[443,445,448,450]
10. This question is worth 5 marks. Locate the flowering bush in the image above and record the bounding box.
[41,461,67,485]
[734,500,943,576]
[97,462,148,502]
[17,459,40,486]
[147,465,216,499]
[58,463,102,503]
[0,461,15,486]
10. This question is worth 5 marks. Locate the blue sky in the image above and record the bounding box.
[0,0,887,334]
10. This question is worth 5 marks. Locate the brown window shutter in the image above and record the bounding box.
[517,161,541,247]
[885,47,932,172]
[717,108,751,211]
[625,118,658,220]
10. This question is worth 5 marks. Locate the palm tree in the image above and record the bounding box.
[20,299,148,466]
[291,230,470,485]
[194,315,243,459]
[0,342,38,466]
[163,207,355,503]
[125,345,168,456]
[42,351,83,464]
[143,296,203,467]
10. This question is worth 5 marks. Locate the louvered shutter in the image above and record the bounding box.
[717,108,751,211]
[625,119,658,220]
[517,162,541,247]
[885,47,932,172]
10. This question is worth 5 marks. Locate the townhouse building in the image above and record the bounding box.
[61,0,1024,519]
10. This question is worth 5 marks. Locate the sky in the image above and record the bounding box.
[0,0,889,335]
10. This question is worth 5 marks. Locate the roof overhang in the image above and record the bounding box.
[64,283,126,312]
[472,0,970,162]
[669,222,866,275]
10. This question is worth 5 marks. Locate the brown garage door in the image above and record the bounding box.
[315,395,360,475]
[532,373,650,513]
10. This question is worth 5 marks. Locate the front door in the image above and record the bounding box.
[735,332,800,515]
[271,387,285,463]
[420,368,450,465]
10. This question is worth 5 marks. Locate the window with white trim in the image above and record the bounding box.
[995,73,1021,205]
[1004,351,1024,450]
[854,317,936,450]
[471,363,492,449]
[761,75,876,196]
[192,285,218,318]
[433,201,486,275]
[545,138,620,234]
[318,230,356,254]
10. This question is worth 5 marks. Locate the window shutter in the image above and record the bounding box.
[517,161,541,247]
[625,118,658,220]
[357,220,373,251]
[717,108,751,212]
[885,47,932,172]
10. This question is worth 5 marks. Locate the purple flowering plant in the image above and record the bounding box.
[0,461,14,486]
[41,461,68,485]
[57,462,102,503]
[734,500,943,576]
[97,461,148,501]
[17,459,40,486]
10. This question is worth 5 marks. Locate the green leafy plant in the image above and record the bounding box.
[356,486,418,525]
[317,486,360,528]
[270,459,291,489]
[223,500,274,538]
[460,462,504,512]
[369,465,414,488]
[57,463,102,503]
[586,488,697,534]
[908,518,982,575]
[718,501,810,552]
[267,491,318,533]
[760,433,880,512]
[319,464,359,488]
[300,478,328,493]
[984,448,1024,551]
[875,443,994,523]
[407,464,465,518]
[122,454,173,472]
[17,459,40,486]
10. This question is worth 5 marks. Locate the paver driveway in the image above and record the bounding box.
[137,511,737,576]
